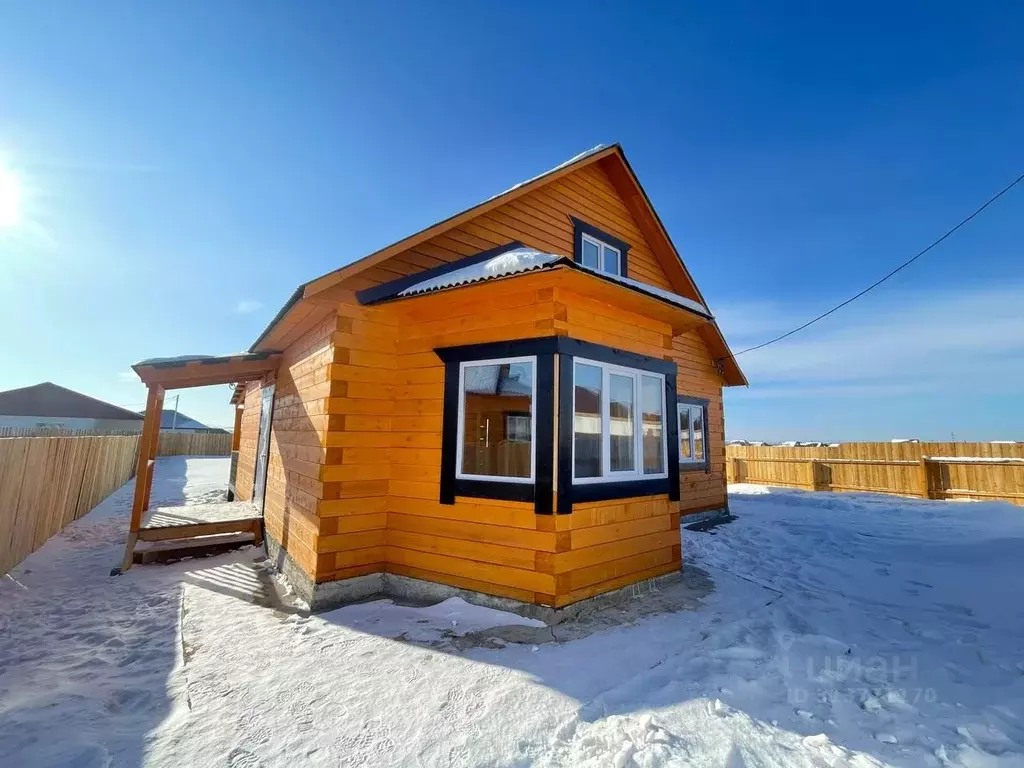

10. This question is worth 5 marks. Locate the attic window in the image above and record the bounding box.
[572,217,631,277]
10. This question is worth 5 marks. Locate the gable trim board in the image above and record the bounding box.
[248,144,746,387]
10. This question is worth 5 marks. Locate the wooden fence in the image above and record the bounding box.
[0,435,141,574]
[727,442,1024,506]
[156,431,232,457]
[0,426,139,437]
[1,430,233,574]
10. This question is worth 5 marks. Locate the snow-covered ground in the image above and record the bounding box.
[1,459,1023,767]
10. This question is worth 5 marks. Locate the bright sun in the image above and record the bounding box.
[0,166,22,228]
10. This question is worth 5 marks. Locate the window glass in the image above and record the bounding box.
[573,363,603,478]
[573,358,667,483]
[602,245,620,275]
[693,408,705,461]
[679,406,692,459]
[641,375,664,474]
[460,360,533,479]
[582,238,600,269]
[609,373,635,472]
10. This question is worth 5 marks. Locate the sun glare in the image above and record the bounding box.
[0,166,22,228]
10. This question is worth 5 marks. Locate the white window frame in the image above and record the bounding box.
[678,402,707,467]
[580,232,622,277]
[455,355,537,484]
[571,357,668,485]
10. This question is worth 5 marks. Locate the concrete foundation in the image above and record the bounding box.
[679,504,730,527]
[265,532,685,622]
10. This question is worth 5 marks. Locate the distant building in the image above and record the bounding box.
[144,409,227,433]
[0,382,144,433]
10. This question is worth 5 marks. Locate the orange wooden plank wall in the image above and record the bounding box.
[237,158,727,604]
[343,274,565,603]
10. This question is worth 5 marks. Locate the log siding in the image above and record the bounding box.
[236,160,730,606]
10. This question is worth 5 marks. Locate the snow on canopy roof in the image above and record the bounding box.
[397,247,561,297]
[395,246,713,318]
[135,351,278,368]
[591,265,711,317]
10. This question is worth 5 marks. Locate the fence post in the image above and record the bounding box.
[918,456,933,499]
[731,457,743,484]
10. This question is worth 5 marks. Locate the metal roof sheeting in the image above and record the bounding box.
[394,247,713,319]
[397,247,562,297]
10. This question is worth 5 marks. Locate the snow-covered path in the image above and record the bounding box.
[1,460,1023,767]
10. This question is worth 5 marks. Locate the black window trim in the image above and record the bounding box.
[440,349,554,512]
[558,354,679,512]
[677,395,711,473]
[571,216,632,278]
[438,336,679,513]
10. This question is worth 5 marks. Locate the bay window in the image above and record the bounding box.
[572,358,667,484]
[437,336,680,512]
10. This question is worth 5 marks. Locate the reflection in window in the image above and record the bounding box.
[573,363,602,478]
[581,232,622,276]
[609,373,635,472]
[678,401,707,466]
[679,407,691,460]
[505,413,531,443]
[460,359,534,480]
[641,375,664,474]
[693,409,705,462]
[573,358,667,483]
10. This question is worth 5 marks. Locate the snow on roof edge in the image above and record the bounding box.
[394,246,713,319]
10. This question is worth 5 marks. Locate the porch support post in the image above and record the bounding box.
[120,384,165,572]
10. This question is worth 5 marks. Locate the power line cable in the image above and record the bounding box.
[720,169,1024,363]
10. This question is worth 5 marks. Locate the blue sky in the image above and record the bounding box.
[0,2,1021,438]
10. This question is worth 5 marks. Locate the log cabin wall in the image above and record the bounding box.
[239,158,729,606]
[332,158,728,521]
[315,296,396,584]
[262,314,336,579]
[359,273,564,604]
[672,331,728,515]
[234,315,336,582]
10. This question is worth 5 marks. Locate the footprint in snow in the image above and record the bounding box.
[226,746,263,767]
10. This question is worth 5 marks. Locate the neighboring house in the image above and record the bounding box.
[170,144,747,610]
[142,409,227,433]
[0,382,144,433]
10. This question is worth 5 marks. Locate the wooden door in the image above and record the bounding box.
[252,383,275,512]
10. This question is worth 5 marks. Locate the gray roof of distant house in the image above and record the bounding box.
[138,410,222,431]
[0,382,144,421]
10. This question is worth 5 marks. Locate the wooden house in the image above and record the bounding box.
[220,145,746,610]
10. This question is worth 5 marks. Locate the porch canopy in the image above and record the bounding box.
[120,351,281,571]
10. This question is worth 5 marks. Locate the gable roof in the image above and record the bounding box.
[251,144,747,386]
[0,383,144,421]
